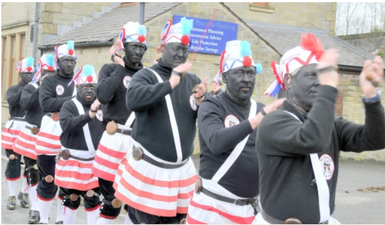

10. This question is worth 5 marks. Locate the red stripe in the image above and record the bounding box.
[55,169,96,181]
[37,194,55,201]
[100,214,118,220]
[35,139,61,150]
[37,132,60,140]
[6,176,20,181]
[56,159,93,169]
[85,204,101,212]
[120,159,198,188]
[55,180,99,191]
[2,143,14,150]
[2,129,21,135]
[94,155,119,170]
[1,135,16,142]
[177,206,189,214]
[189,199,255,224]
[91,166,115,182]
[114,191,177,217]
[186,214,206,224]
[97,143,126,159]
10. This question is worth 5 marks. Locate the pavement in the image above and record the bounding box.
[1,154,385,224]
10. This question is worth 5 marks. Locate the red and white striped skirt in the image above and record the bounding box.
[1,118,26,150]
[113,139,198,217]
[92,125,134,182]
[13,123,38,160]
[35,115,62,155]
[55,148,99,191]
[187,179,256,224]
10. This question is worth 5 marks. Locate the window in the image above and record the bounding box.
[8,36,16,89]
[18,34,25,82]
[252,2,268,7]
[2,37,7,99]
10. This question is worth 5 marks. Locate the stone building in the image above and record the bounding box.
[2,2,384,160]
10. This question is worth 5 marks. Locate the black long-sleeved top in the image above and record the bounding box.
[257,85,385,223]
[59,96,104,151]
[39,72,74,113]
[205,89,224,98]
[6,80,26,118]
[20,83,45,127]
[198,92,264,197]
[96,58,143,125]
[126,58,201,162]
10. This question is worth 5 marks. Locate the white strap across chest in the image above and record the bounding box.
[72,98,96,153]
[147,68,183,163]
[283,110,330,223]
[211,99,257,182]
[125,112,135,127]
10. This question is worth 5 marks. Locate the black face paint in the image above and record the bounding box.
[223,66,256,105]
[57,56,76,77]
[77,83,96,103]
[161,42,189,69]
[20,72,34,84]
[287,64,319,112]
[124,42,146,66]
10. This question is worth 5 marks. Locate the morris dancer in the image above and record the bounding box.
[13,54,56,223]
[114,17,207,224]
[55,65,104,224]
[35,41,77,224]
[1,57,33,210]
[92,21,148,224]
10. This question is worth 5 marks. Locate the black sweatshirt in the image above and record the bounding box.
[126,58,201,162]
[198,92,264,197]
[6,80,26,118]
[39,72,74,113]
[59,96,104,151]
[96,58,143,125]
[20,83,45,127]
[257,85,385,223]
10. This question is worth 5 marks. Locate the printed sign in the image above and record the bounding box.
[173,15,238,55]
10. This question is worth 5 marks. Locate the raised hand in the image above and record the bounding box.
[316,48,340,88]
[360,56,384,98]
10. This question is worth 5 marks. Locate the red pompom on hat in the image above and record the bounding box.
[138,35,146,43]
[243,56,252,67]
[181,35,190,45]
[68,49,74,55]
[27,67,33,72]
[47,66,54,71]
[86,75,93,83]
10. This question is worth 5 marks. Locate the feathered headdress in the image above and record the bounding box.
[264,33,324,97]
[214,40,263,85]
[54,40,77,64]
[16,57,35,73]
[67,64,97,87]
[32,54,56,83]
[160,17,194,45]
[117,22,148,51]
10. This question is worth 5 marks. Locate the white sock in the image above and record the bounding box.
[124,213,133,224]
[87,208,100,224]
[29,185,39,211]
[21,176,29,193]
[56,196,64,223]
[8,180,17,196]
[97,217,112,224]
[63,207,77,224]
[38,199,54,223]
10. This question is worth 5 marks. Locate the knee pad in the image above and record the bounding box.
[41,175,54,183]
[8,154,18,160]
[28,170,40,185]
[62,194,81,209]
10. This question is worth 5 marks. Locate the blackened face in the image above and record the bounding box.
[20,72,34,84]
[287,64,319,112]
[124,42,146,65]
[161,42,189,69]
[223,66,256,105]
[77,83,96,103]
[57,56,76,77]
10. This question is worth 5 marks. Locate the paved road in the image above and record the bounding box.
[1,155,385,224]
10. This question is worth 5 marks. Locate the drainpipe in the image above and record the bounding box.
[139,2,145,25]
[32,3,39,59]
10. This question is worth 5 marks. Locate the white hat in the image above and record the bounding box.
[16,57,35,73]
[160,17,193,45]
[68,64,97,87]
[117,22,147,51]
[213,40,263,84]
[32,54,56,83]
[264,33,324,97]
[54,40,77,65]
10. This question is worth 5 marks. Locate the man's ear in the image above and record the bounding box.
[222,73,228,84]
[159,43,165,53]
[284,73,292,90]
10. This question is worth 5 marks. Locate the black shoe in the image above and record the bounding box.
[7,196,16,210]
[55,221,63,224]
[18,192,30,208]
[28,210,40,224]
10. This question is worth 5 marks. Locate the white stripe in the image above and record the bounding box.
[95,149,122,164]
[56,164,94,173]
[55,176,98,184]
[13,143,36,155]
[72,98,96,153]
[283,110,330,223]
[212,99,256,182]
[147,68,183,163]
[92,161,117,175]
[125,112,136,127]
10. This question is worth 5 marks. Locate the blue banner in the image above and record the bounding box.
[173,15,238,55]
